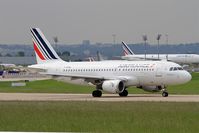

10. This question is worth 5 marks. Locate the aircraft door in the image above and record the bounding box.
[155,64,164,85]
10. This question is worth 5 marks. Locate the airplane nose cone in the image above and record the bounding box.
[182,71,192,83]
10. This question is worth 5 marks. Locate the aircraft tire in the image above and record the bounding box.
[92,90,102,97]
[162,91,168,97]
[119,89,128,97]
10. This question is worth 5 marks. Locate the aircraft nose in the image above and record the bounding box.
[181,71,192,83]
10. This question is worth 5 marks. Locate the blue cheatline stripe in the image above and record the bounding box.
[32,28,57,59]
[31,29,52,59]
[30,30,51,59]
[122,42,134,55]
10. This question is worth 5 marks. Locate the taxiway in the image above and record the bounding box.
[0,93,198,102]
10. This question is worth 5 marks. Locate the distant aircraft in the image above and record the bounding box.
[86,51,104,62]
[121,42,199,64]
[28,28,191,97]
[0,64,16,67]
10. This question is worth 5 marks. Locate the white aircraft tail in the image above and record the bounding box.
[122,42,134,55]
[30,28,62,64]
[97,51,104,61]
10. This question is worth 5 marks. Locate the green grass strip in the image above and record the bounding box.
[0,101,198,133]
[0,72,199,94]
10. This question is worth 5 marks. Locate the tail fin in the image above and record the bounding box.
[122,42,134,55]
[30,28,61,64]
[97,51,104,61]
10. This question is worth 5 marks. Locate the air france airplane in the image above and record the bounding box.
[122,42,199,64]
[29,28,192,97]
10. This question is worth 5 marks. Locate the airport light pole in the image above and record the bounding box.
[112,34,116,45]
[165,34,168,60]
[156,34,161,60]
[53,36,59,55]
[142,35,147,60]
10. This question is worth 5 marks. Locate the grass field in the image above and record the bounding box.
[0,72,199,94]
[0,101,198,133]
[0,73,198,132]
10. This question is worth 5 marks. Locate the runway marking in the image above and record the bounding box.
[0,93,199,102]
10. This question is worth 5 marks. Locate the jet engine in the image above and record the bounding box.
[137,86,162,92]
[102,80,125,93]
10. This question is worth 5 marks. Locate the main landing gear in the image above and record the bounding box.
[92,90,102,97]
[92,89,129,97]
[119,89,128,97]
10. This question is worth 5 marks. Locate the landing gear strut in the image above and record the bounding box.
[92,90,102,97]
[119,89,128,97]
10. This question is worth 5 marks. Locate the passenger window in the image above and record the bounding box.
[174,67,177,71]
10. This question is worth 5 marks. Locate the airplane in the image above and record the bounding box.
[121,42,199,64]
[0,63,16,68]
[28,28,192,97]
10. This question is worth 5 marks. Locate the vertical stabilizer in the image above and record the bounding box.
[30,28,61,64]
[122,42,134,55]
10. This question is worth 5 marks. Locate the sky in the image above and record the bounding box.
[0,0,198,44]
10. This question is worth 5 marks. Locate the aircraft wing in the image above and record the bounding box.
[51,73,130,81]
[29,65,137,85]
[50,73,137,86]
[122,55,161,61]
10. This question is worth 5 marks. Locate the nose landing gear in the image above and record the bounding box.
[162,91,168,97]
[161,88,168,97]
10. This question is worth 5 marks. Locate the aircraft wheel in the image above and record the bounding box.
[119,89,128,97]
[92,90,102,97]
[162,91,168,97]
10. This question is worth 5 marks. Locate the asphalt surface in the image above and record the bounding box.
[0,93,199,102]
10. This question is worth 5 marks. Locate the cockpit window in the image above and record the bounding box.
[178,67,183,70]
[169,67,183,71]
[169,67,173,71]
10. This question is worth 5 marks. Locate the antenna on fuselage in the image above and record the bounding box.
[165,34,169,61]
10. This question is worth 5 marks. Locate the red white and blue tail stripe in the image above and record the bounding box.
[122,42,134,56]
[30,28,61,64]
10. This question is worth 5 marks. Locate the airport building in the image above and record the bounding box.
[0,57,36,65]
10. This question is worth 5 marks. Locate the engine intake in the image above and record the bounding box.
[102,80,125,93]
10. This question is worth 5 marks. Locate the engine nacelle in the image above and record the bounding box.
[137,86,162,92]
[102,80,125,93]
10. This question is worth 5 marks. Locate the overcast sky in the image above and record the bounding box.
[0,0,198,44]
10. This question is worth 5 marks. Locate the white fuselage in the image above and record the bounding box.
[122,54,199,64]
[29,28,192,96]
[29,60,191,87]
